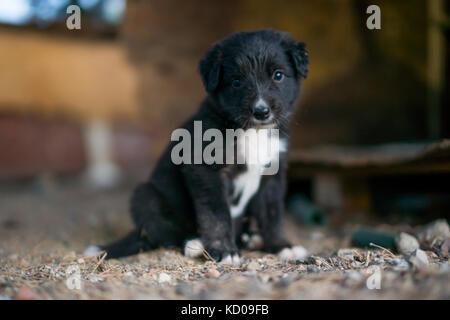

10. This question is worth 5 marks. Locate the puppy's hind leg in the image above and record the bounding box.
[131,183,194,249]
[85,182,193,259]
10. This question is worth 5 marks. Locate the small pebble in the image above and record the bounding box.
[391,258,409,271]
[246,261,262,271]
[307,265,319,273]
[337,249,355,260]
[206,268,221,278]
[306,256,324,266]
[88,275,102,283]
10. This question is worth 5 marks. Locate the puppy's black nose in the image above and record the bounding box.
[253,104,270,120]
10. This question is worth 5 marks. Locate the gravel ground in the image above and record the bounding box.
[0,180,449,300]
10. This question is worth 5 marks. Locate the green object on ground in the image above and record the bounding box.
[287,194,327,226]
[351,227,396,249]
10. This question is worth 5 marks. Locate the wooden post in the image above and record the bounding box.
[427,0,446,139]
[83,120,121,189]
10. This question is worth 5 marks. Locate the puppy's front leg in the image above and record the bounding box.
[182,165,240,266]
[249,172,308,262]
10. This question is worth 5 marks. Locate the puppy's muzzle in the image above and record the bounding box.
[253,104,271,121]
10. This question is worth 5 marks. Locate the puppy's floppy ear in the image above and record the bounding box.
[199,44,222,93]
[286,41,309,79]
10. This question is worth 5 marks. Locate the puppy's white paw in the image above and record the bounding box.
[241,233,264,250]
[220,254,232,265]
[278,245,308,261]
[248,234,264,250]
[83,245,101,257]
[220,254,241,267]
[184,239,204,258]
[231,254,241,267]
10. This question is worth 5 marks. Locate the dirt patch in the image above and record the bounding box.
[0,182,449,299]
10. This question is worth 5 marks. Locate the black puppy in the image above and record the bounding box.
[85,29,309,265]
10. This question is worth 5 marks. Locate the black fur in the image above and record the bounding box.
[98,29,308,261]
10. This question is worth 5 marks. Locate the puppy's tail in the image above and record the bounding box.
[84,229,150,259]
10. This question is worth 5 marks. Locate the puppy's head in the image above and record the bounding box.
[199,29,308,128]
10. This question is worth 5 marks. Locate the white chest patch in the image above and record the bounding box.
[230,129,286,218]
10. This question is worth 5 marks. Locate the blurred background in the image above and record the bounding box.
[0,0,449,236]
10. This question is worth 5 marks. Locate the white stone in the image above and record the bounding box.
[158,273,171,283]
[409,249,429,269]
[184,239,204,258]
[395,232,419,254]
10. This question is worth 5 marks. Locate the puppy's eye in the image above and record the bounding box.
[231,79,241,88]
[272,71,284,82]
